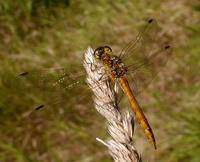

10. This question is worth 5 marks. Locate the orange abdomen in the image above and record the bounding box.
[119,76,157,149]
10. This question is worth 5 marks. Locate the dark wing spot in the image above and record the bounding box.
[35,105,45,110]
[148,19,153,23]
[165,45,170,49]
[19,72,29,77]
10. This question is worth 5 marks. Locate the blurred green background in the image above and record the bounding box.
[0,0,200,162]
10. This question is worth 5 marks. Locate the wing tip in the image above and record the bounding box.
[19,72,29,77]
[165,45,171,49]
[35,105,45,110]
[148,18,154,23]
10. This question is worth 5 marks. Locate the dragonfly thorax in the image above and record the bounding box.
[94,46,128,78]
[103,55,128,78]
[110,60,128,78]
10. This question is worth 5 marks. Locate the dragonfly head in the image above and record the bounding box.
[94,46,112,60]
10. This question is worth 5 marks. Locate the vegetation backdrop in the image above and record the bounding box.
[0,0,200,162]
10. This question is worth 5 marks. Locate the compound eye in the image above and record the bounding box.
[104,46,112,53]
[94,46,104,59]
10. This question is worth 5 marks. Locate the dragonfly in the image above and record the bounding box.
[18,18,172,149]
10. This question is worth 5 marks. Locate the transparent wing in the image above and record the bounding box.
[119,18,171,62]
[19,67,85,89]
[118,19,154,59]
[126,45,172,96]
[117,18,172,96]
[17,67,87,110]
